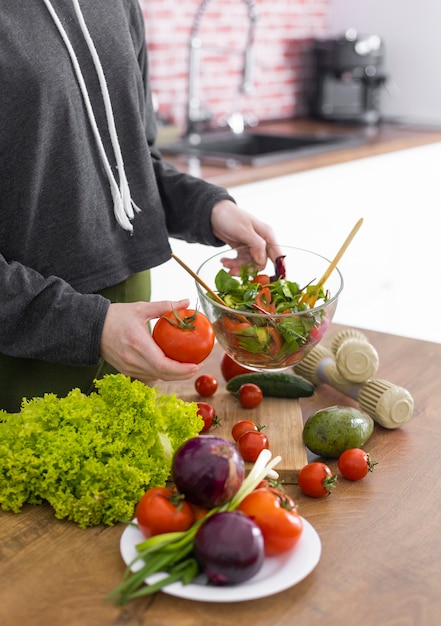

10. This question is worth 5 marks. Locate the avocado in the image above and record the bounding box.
[302,405,374,458]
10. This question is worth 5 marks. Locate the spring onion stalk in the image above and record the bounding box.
[107,450,281,604]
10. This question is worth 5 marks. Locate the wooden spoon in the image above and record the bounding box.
[300,217,364,308]
[170,253,226,306]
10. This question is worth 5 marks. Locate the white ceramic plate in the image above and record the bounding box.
[120,517,321,603]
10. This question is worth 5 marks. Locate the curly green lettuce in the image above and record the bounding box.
[0,374,202,528]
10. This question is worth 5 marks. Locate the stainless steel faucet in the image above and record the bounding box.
[185,0,259,137]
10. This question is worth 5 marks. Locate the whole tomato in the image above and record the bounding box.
[220,352,253,382]
[152,308,215,364]
[195,373,218,397]
[231,419,257,442]
[238,487,303,555]
[298,462,337,498]
[238,429,269,462]
[338,448,378,481]
[196,401,218,433]
[135,487,195,538]
[238,383,263,409]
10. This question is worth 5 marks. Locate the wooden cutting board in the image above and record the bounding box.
[156,382,307,484]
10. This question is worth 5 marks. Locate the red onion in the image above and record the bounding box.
[172,436,245,508]
[194,511,265,585]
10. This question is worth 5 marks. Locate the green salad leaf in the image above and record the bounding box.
[0,374,202,528]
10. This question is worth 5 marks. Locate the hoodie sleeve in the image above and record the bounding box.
[0,254,109,365]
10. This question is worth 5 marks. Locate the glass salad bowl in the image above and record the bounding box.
[195,245,343,372]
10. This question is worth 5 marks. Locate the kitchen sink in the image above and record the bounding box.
[159,130,364,167]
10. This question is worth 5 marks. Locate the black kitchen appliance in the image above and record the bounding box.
[310,29,387,125]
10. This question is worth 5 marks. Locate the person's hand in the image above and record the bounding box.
[210,200,283,274]
[99,299,201,385]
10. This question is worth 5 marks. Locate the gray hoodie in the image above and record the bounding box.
[0,0,231,365]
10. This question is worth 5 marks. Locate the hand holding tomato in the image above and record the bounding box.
[100,299,201,385]
[152,308,215,364]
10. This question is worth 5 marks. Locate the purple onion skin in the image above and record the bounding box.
[172,436,245,508]
[194,511,265,585]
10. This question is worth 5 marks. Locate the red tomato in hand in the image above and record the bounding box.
[135,487,195,538]
[196,401,218,433]
[238,383,263,409]
[231,419,257,442]
[152,308,215,364]
[298,462,337,498]
[220,352,253,381]
[238,429,269,462]
[195,374,218,397]
[238,487,303,555]
[338,448,377,481]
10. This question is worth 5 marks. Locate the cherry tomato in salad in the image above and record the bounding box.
[196,401,218,433]
[194,374,218,397]
[220,352,253,382]
[231,419,258,442]
[252,274,271,286]
[238,429,269,462]
[338,448,378,481]
[298,462,337,498]
[152,308,215,364]
[238,487,303,555]
[136,487,195,538]
[238,383,263,409]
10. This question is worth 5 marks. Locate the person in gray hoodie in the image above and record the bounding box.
[0,0,280,412]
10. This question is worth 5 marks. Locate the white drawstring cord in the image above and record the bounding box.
[42,0,140,232]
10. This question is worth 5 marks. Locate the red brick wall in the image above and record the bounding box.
[138,0,330,131]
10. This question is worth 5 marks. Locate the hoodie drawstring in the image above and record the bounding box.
[42,0,140,232]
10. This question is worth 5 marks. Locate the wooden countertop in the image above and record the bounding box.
[162,118,441,188]
[1,324,441,626]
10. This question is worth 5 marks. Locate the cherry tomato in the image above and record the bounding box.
[252,274,271,286]
[338,448,378,481]
[152,308,215,364]
[196,401,218,433]
[238,383,263,409]
[238,429,269,462]
[135,487,195,538]
[220,352,253,382]
[195,374,218,397]
[231,419,258,442]
[298,462,337,498]
[238,487,303,555]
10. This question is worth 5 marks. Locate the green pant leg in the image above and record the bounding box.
[0,270,151,413]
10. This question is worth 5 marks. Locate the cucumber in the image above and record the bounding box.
[226,372,315,399]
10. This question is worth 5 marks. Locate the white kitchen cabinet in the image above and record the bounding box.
[152,142,441,343]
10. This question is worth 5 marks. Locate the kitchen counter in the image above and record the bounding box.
[1,325,440,626]
[162,118,441,188]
